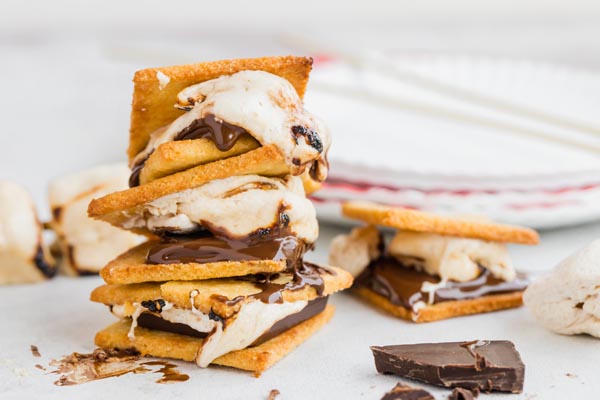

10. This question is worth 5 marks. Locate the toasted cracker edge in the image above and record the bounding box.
[342,201,539,245]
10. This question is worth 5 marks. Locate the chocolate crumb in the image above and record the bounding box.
[448,387,479,400]
[291,125,323,153]
[566,373,577,378]
[380,382,434,400]
[141,299,166,313]
[35,364,46,371]
[30,345,41,358]
[267,389,280,400]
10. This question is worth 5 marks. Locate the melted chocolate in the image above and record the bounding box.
[136,297,328,347]
[246,262,332,304]
[174,114,249,151]
[33,244,57,278]
[146,234,305,270]
[128,152,151,188]
[356,257,528,309]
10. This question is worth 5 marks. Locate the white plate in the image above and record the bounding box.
[306,55,600,228]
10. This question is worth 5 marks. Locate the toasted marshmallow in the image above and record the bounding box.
[133,70,330,181]
[0,181,55,284]
[122,174,318,243]
[524,240,600,338]
[388,231,516,282]
[329,225,381,277]
[48,164,146,275]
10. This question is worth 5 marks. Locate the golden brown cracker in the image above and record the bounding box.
[88,145,289,228]
[91,265,352,317]
[129,56,313,161]
[90,282,162,305]
[138,136,260,186]
[94,304,334,374]
[138,138,321,195]
[353,287,524,323]
[161,265,352,315]
[100,241,286,285]
[342,201,539,245]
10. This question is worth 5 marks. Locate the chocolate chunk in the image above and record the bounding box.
[380,382,434,400]
[448,387,479,400]
[370,341,524,393]
[291,125,323,152]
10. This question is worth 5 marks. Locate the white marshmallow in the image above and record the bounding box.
[524,240,600,338]
[388,231,516,282]
[122,174,318,243]
[48,163,146,274]
[0,181,54,284]
[328,225,381,277]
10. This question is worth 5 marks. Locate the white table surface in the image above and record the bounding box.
[2,222,600,400]
[2,4,600,398]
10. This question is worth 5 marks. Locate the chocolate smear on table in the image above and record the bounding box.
[49,348,188,386]
[30,345,41,358]
[448,387,479,400]
[370,341,525,393]
[380,382,434,400]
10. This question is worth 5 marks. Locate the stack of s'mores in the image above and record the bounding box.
[330,201,539,322]
[88,56,352,374]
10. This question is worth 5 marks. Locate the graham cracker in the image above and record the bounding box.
[138,136,260,186]
[342,201,539,245]
[94,304,334,375]
[100,240,286,284]
[88,145,289,229]
[353,287,524,323]
[129,56,313,161]
[138,138,321,194]
[91,265,353,318]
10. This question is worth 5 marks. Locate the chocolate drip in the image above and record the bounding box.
[136,297,328,346]
[146,234,306,270]
[174,114,249,151]
[356,257,528,309]
[245,262,332,304]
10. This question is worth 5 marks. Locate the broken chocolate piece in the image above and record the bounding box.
[448,387,478,400]
[380,382,434,400]
[370,341,524,393]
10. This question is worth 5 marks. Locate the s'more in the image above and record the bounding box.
[87,56,352,374]
[329,201,539,322]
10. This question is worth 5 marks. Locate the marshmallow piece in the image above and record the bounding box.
[388,231,516,282]
[122,174,319,243]
[329,225,381,277]
[48,164,146,275]
[0,181,55,284]
[524,240,600,338]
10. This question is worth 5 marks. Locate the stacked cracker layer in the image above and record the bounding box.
[87,56,352,374]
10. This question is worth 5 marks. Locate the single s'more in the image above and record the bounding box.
[329,201,539,322]
[87,56,352,374]
[0,181,56,284]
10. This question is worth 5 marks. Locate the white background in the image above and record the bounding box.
[1,1,600,399]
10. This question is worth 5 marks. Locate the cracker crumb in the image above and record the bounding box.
[30,345,41,357]
[267,389,280,400]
